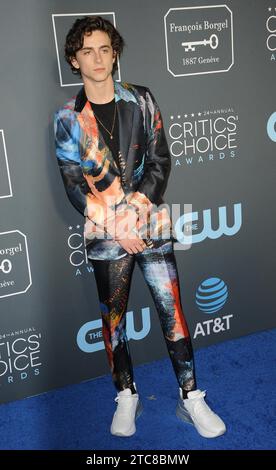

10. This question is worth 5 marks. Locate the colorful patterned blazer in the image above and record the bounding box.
[54,81,173,260]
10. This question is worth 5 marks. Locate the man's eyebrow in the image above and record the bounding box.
[80,45,111,51]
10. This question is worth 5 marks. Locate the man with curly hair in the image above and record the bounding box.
[54,15,226,439]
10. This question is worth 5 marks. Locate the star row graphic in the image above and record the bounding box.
[170,109,234,119]
[68,225,81,230]
[170,113,202,119]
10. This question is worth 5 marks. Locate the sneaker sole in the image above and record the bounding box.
[176,399,226,438]
[111,399,143,437]
[176,399,194,425]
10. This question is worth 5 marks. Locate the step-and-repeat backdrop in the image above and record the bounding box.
[0,0,275,404]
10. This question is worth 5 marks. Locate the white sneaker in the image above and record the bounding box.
[176,389,226,438]
[110,386,142,437]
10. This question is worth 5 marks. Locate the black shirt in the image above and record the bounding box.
[90,98,120,167]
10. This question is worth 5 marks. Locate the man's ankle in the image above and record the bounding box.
[118,382,137,395]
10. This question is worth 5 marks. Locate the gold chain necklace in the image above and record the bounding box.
[93,102,117,140]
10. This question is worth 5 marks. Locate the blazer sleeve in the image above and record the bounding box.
[127,87,171,211]
[54,111,90,216]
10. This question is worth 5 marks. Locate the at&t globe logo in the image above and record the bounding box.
[195,277,228,314]
[193,277,233,339]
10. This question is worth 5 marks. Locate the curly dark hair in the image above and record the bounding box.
[64,16,125,77]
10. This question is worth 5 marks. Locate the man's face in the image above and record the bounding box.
[71,30,116,83]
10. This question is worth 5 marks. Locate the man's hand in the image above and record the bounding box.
[117,236,147,254]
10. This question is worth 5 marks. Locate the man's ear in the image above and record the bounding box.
[112,50,117,63]
[71,56,80,69]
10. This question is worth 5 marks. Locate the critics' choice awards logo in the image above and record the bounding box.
[168,108,238,167]
[193,277,233,339]
[67,225,93,277]
[0,230,32,299]
[266,7,276,58]
[0,327,42,385]
[164,5,234,77]
[52,12,121,87]
[0,130,12,199]
[174,202,242,248]
[77,308,151,353]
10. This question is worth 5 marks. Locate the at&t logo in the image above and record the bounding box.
[193,277,233,339]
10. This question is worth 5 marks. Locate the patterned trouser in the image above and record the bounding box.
[90,239,197,398]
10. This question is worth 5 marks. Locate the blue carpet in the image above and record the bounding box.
[0,329,275,450]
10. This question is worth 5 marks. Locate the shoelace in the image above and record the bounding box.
[114,395,137,415]
[190,391,214,416]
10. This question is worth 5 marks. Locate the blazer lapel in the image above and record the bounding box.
[117,100,134,181]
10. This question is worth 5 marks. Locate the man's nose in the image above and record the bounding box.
[95,52,102,63]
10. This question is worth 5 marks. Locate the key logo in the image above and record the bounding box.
[164,5,234,77]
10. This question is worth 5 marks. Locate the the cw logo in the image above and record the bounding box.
[77,308,151,353]
[174,202,242,245]
[267,112,276,142]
